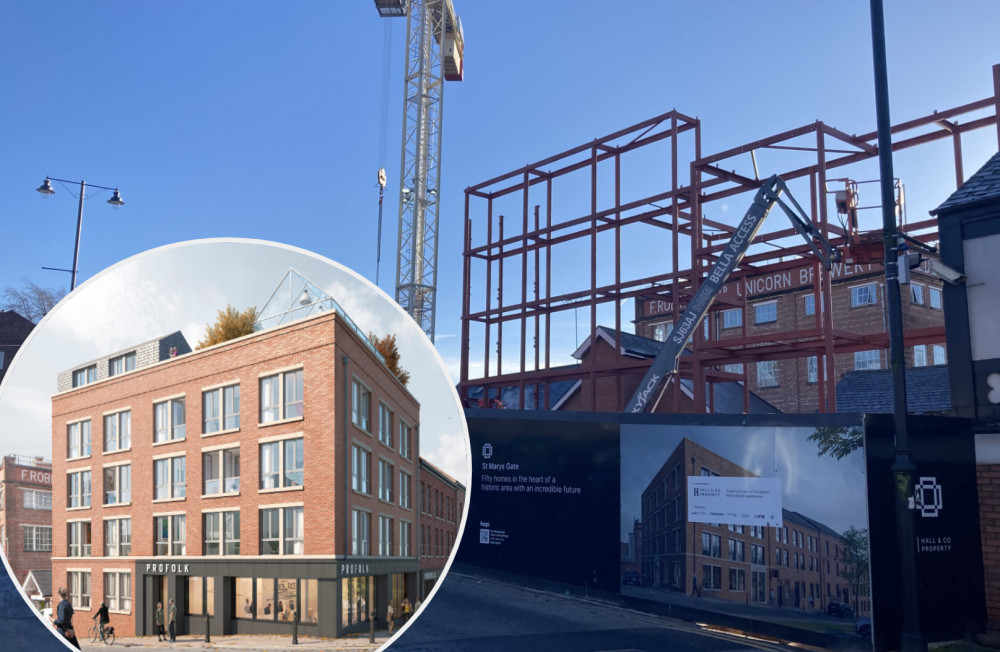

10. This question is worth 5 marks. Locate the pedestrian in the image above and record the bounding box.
[691,573,701,598]
[402,597,412,623]
[414,597,421,613]
[809,595,815,610]
[387,602,395,634]
[53,587,81,650]
[156,601,166,642]
[168,598,177,642]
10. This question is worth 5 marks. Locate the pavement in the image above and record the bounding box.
[80,631,393,652]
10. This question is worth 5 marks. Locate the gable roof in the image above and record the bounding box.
[22,569,51,597]
[932,150,1000,215]
[835,365,952,415]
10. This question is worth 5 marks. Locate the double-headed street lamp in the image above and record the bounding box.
[36,176,125,291]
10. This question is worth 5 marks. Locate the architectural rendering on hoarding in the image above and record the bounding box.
[0,240,470,646]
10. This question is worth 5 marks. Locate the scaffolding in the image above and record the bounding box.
[459,64,1000,413]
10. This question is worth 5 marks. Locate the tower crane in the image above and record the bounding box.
[375,0,464,342]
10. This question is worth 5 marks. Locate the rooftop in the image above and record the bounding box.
[932,150,1000,215]
[835,364,952,415]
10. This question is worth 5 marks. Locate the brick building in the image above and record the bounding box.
[50,294,425,638]
[417,458,465,598]
[639,438,865,615]
[633,261,947,414]
[0,455,53,587]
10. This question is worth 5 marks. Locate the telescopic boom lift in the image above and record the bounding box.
[625,175,842,414]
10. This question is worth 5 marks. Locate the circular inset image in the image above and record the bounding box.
[0,239,470,650]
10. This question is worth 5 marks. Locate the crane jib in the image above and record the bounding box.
[625,178,784,414]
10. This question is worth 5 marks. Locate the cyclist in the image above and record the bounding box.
[93,601,110,640]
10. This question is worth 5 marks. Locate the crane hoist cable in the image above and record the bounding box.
[376,19,393,287]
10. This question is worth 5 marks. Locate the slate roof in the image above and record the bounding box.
[0,310,34,345]
[22,569,51,597]
[678,378,781,415]
[783,509,842,539]
[464,373,580,410]
[932,150,1000,215]
[835,365,952,415]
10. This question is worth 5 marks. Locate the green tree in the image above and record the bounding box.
[839,526,870,613]
[369,332,410,387]
[808,425,863,460]
[196,305,258,350]
[2,280,65,323]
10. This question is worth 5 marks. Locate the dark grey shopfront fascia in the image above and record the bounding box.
[134,556,418,639]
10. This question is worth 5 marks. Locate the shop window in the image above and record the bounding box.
[256,578,275,619]
[235,578,254,619]
[340,577,368,628]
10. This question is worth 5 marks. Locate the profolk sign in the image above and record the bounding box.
[642,262,880,318]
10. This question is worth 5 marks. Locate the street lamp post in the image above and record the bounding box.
[36,176,124,291]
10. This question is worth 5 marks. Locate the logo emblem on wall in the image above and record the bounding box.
[482,443,493,459]
[914,476,944,517]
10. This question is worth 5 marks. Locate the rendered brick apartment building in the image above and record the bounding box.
[640,438,867,615]
[50,275,432,639]
[0,455,53,588]
[417,458,465,597]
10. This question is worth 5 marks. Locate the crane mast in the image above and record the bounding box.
[376,0,463,342]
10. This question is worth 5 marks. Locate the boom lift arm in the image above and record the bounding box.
[625,175,841,414]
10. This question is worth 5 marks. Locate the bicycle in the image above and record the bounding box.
[88,622,116,645]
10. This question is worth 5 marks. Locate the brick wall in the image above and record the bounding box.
[0,458,53,585]
[978,464,1000,633]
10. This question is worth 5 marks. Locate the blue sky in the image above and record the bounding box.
[2,1,1000,380]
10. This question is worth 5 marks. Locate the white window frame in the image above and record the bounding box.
[722,363,744,374]
[400,520,412,557]
[68,521,92,557]
[910,282,925,305]
[72,365,97,388]
[379,458,394,503]
[932,344,947,365]
[399,470,412,509]
[203,384,241,434]
[352,509,370,555]
[352,444,371,495]
[929,286,943,310]
[753,300,777,324]
[22,488,52,510]
[914,344,928,367]
[104,410,131,453]
[153,398,186,443]
[651,321,673,342]
[103,462,131,505]
[68,469,91,508]
[854,350,881,371]
[378,403,394,447]
[203,510,240,556]
[399,420,412,459]
[379,514,394,556]
[807,356,818,384]
[850,283,877,307]
[756,360,778,388]
[69,570,91,609]
[721,308,742,329]
[259,368,304,424]
[153,455,186,500]
[259,505,304,555]
[203,446,241,496]
[352,379,372,432]
[67,419,91,459]
[104,518,131,557]
[108,352,136,377]
[104,571,131,613]
[259,437,304,490]
[154,513,186,556]
[23,525,52,552]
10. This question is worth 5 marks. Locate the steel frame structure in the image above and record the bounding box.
[459,63,1000,413]
[394,0,445,341]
